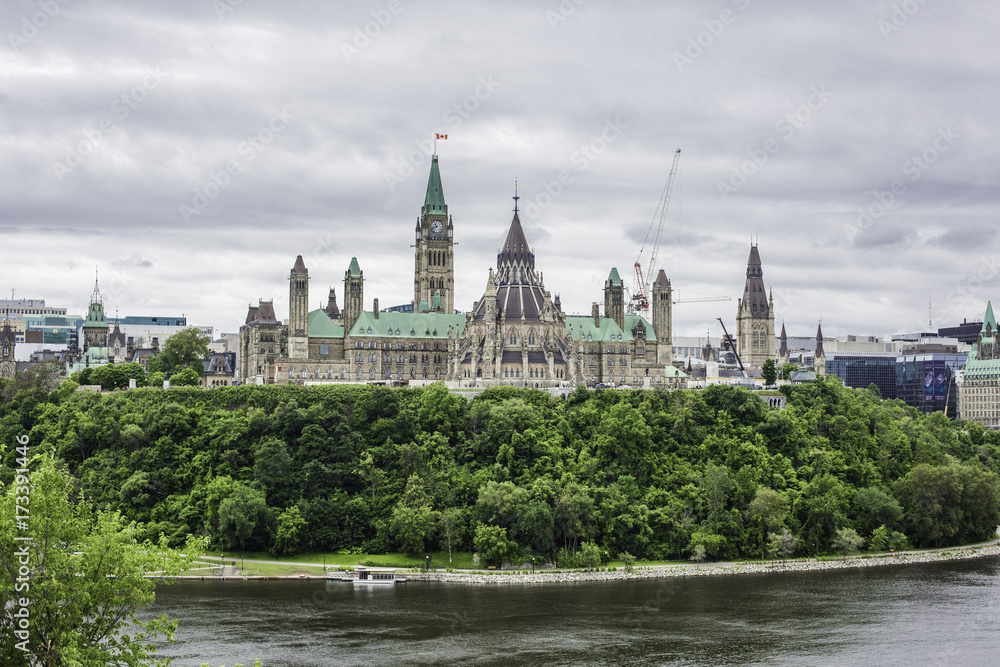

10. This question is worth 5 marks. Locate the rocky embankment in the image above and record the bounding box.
[404,545,1000,585]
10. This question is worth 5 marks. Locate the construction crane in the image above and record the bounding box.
[716,317,747,378]
[632,148,681,312]
[673,295,731,305]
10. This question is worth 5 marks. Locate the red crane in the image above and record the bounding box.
[633,149,681,311]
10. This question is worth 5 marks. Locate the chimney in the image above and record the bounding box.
[592,302,600,328]
[373,298,379,319]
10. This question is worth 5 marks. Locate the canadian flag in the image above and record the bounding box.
[435,133,448,140]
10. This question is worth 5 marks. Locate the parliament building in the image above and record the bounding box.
[238,155,688,388]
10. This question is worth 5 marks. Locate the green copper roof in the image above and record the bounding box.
[961,355,1000,380]
[347,257,362,277]
[606,267,622,287]
[307,309,345,339]
[83,302,106,328]
[982,301,996,334]
[347,311,465,339]
[566,314,656,342]
[424,155,446,214]
[431,291,443,310]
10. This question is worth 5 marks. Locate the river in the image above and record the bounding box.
[147,556,1000,666]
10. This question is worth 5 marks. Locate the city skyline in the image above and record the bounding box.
[2,1,997,339]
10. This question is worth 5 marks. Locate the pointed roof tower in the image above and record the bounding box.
[815,323,825,358]
[472,190,546,322]
[347,257,362,277]
[605,267,623,287]
[982,301,996,334]
[741,244,769,318]
[653,269,670,287]
[424,155,447,215]
[90,270,103,308]
[779,322,788,357]
[325,287,341,318]
[292,255,307,275]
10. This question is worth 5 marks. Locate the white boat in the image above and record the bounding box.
[352,566,403,585]
[326,566,405,584]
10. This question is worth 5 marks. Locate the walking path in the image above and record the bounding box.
[188,529,1000,584]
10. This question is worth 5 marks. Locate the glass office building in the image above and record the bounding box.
[895,350,967,416]
[825,352,898,399]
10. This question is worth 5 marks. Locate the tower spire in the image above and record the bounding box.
[513,178,519,213]
[91,268,103,307]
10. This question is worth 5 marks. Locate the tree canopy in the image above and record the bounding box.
[1,376,998,569]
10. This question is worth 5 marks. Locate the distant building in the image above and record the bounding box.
[238,155,681,388]
[896,342,965,416]
[735,244,775,369]
[0,299,67,318]
[825,351,898,399]
[958,302,1000,427]
[0,321,16,378]
[202,352,236,387]
[937,319,983,345]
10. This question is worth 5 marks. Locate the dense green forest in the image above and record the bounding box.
[2,372,999,565]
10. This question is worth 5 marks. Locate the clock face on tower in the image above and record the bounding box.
[431,220,443,234]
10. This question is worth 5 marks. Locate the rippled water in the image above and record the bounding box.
[146,556,1000,666]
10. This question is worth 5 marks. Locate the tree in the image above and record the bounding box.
[852,486,903,536]
[761,359,777,386]
[272,506,306,557]
[832,527,864,558]
[780,362,798,381]
[169,367,201,387]
[766,529,797,561]
[797,474,849,555]
[687,529,726,561]
[0,455,205,666]
[747,487,789,560]
[218,484,269,552]
[578,541,602,568]
[354,451,386,501]
[157,328,211,376]
[474,524,514,567]
[389,474,439,554]
[700,462,733,531]
[894,463,1000,547]
[438,508,464,563]
[869,525,889,552]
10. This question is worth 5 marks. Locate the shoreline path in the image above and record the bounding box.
[190,528,1000,584]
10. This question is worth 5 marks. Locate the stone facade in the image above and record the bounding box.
[958,301,1000,427]
[735,244,776,368]
[238,157,683,388]
[0,321,16,379]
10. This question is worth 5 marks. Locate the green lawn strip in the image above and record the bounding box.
[199,551,477,570]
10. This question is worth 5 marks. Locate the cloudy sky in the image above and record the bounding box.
[2,0,998,340]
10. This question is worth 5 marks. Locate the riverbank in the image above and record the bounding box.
[403,544,1000,585]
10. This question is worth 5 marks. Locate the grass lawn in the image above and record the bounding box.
[200,550,477,570]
